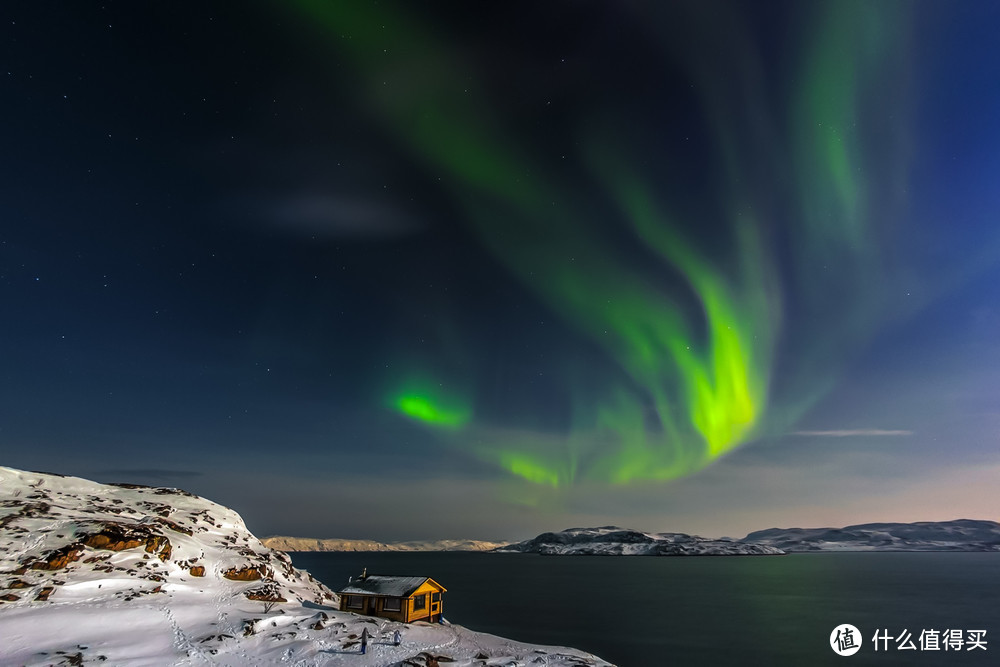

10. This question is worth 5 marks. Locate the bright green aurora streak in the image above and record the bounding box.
[391,376,471,430]
[291,1,908,489]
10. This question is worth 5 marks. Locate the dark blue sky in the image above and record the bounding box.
[2,1,999,540]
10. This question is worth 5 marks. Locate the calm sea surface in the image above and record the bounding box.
[288,551,999,666]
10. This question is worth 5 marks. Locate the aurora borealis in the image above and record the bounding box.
[291,0,905,487]
[4,1,1000,540]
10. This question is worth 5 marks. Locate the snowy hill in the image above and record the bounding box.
[496,526,784,556]
[262,536,509,553]
[743,519,1000,552]
[0,467,611,666]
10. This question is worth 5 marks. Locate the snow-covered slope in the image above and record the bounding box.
[262,536,509,553]
[0,467,611,666]
[744,520,1000,552]
[496,526,784,556]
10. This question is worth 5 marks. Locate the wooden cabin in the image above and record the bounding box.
[337,572,446,623]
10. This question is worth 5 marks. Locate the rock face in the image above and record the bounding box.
[262,536,510,552]
[0,467,337,610]
[496,526,784,556]
[743,520,1000,552]
[222,565,268,581]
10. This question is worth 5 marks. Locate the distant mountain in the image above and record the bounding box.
[495,526,784,556]
[262,536,510,552]
[743,520,1000,552]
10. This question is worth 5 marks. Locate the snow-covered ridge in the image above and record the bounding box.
[743,519,1000,552]
[496,526,784,556]
[0,466,612,666]
[262,536,510,553]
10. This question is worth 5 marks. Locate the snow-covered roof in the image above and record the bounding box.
[338,575,442,597]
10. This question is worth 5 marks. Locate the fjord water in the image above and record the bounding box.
[289,552,998,666]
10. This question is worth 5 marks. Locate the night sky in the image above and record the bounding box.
[3,1,1000,541]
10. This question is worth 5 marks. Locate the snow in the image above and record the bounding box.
[743,520,1000,552]
[261,537,510,553]
[0,467,612,666]
[496,526,784,556]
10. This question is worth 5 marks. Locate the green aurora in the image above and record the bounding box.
[391,377,471,430]
[291,1,911,488]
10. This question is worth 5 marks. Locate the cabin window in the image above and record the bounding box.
[346,595,363,609]
[383,597,401,612]
[413,594,426,611]
[432,593,441,602]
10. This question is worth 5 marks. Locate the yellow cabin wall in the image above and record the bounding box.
[407,580,445,622]
[339,579,446,623]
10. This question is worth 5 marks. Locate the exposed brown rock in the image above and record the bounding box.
[31,544,84,571]
[222,565,267,581]
[74,522,173,562]
[85,533,145,551]
[8,579,31,589]
[1,593,19,601]
[244,589,287,603]
[243,578,286,603]
[35,586,54,601]
[189,566,206,577]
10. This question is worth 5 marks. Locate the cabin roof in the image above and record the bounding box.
[337,574,444,597]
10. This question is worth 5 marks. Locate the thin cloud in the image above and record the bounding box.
[228,193,422,239]
[791,429,913,437]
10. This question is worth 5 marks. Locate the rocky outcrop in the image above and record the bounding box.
[0,467,337,611]
[244,581,287,603]
[31,545,85,571]
[222,565,269,581]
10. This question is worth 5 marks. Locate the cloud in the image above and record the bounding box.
[790,429,913,437]
[228,192,422,239]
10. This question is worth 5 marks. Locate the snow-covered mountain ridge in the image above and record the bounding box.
[0,466,611,666]
[495,520,1000,556]
[743,519,1000,552]
[262,536,509,553]
[495,526,784,556]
